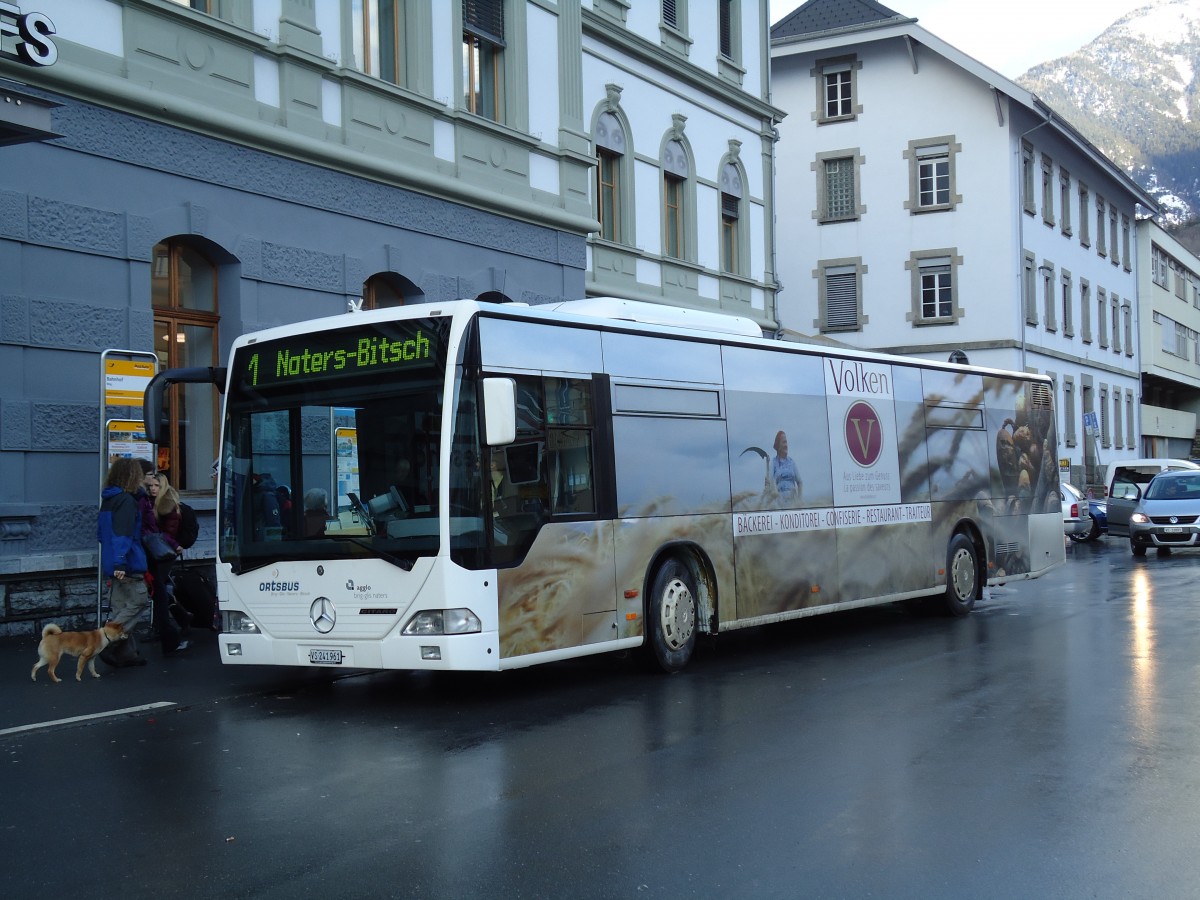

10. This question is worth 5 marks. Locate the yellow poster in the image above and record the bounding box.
[104,358,156,406]
[106,419,153,466]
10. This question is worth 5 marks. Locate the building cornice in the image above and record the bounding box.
[5,61,600,235]
[582,8,785,124]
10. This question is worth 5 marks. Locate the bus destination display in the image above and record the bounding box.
[241,321,443,389]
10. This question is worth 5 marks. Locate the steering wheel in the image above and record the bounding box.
[346,492,375,536]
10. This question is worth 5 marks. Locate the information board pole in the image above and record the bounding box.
[98,350,158,625]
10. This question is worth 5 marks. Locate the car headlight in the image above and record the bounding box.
[222,610,260,633]
[1130,512,1149,524]
[402,608,482,635]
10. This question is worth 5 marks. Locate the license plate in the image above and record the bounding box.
[1163,526,1184,534]
[309,649,343,665]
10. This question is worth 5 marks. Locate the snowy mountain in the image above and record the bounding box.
[1017,0,1200,231]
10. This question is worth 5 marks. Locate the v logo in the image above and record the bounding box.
[849,416,876,457]
[845,401,883,466]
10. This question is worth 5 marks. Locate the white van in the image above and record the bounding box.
[1106,458,1200,537]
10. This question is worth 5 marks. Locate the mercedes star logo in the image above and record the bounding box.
[310,597,336,634]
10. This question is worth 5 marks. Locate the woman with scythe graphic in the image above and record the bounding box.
[741,431,801,502]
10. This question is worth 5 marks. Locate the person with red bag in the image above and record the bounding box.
[142,471,190,655]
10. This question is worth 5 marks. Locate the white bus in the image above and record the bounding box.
[146,298,1064,673]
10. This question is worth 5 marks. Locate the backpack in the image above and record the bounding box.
[176,502,199,549]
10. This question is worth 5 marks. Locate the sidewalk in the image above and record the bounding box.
[1,625,309,735]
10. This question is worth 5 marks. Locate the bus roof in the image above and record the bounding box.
[232,298,1051,387]
[543,297,764,338]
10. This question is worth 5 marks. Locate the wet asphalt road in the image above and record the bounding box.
[4,538,1200,899]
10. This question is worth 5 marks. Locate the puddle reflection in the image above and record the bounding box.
[1129,569,1156,737]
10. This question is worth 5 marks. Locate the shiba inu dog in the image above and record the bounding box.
[30,622,127,683]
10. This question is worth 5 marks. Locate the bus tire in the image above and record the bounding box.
[942,533,979,617]
[643,559,698,673]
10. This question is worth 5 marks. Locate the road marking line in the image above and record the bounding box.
[0,701,177,736]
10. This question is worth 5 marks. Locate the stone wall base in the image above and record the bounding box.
[0,564,216,638]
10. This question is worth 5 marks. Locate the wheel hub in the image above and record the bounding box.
[950,547,975,600]
[660,578,695,651]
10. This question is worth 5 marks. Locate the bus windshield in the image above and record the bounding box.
[220,317,453,574]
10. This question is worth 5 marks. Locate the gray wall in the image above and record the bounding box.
[0,92,586,629]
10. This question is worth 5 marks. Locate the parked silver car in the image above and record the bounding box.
[1060,482,1092,540]
[1128,470,1200,556]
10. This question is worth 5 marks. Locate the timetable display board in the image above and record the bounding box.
[237,319,445,392]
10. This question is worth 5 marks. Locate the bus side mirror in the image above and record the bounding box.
[483,377,516,446]
[143,366,227,445]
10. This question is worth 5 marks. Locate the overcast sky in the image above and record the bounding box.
[770,0,1144,78]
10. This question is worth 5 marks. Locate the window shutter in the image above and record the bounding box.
[719,1,732,57]
[663,0,678,28]
[826,272,857,329]
[463,0,505,45]
[721,193,739,220]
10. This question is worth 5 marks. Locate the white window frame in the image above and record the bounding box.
[813,56,861,124]
[905,137,959,213]
[907,249,962,326]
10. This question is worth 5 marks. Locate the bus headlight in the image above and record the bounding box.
[222,610,260,633]
[402,608,481,635]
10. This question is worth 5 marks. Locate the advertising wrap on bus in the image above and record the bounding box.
[146,299,1063,674]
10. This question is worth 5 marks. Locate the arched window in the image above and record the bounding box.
[353,0,405,85]
[151,240,219,491]
[462,0,504,121]
[477,290,513,304]
[595,111,625,243]
[362,272,409,309]
[662,139,689,260]
[591,88,635,247]
[719,160,744,274]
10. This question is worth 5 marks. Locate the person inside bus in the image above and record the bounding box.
[301,488,329,537]
[275,484,294,536]
[772,430,801,502]
[251,471,284,540]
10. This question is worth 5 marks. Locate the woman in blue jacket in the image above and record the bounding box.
[97,456,150,667]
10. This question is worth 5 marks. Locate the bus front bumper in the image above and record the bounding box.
[217,631,502,671]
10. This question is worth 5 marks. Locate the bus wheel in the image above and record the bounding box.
[644,560,698,673]
[943,533,979,617]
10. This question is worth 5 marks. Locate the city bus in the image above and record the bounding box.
[145,298,1065,673]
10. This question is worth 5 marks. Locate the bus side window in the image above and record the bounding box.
[489,375,599,563]
[545,377,595,516]
[548,429,594,514]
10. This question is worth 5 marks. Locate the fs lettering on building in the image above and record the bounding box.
[0,3,56,67]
